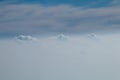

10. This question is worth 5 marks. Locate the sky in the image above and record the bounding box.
[0,0,120,37]
[0,0,120,80]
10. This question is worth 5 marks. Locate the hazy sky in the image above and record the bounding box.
[1,34,120,80]
[0,0,120,80]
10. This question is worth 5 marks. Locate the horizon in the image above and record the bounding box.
[0,0,120,80]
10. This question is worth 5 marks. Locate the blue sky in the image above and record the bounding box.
[2,0,112,7]
[25,0,119,6]
[0,0,120,38]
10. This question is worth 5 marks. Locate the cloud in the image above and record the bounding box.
[14,35,37,42]
[1,34,120,80]
[57,34,69,40]
[87,33,97,38]
[111,0,120,6]
[0,4,120,36]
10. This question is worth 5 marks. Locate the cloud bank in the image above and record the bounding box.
[0,4,120,36]
[0,34,120,80]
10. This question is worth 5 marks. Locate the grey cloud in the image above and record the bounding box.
[0,4,120,35]
[111,0,120,6]
[87,33,97,39]
[57,34,69,40]
[86,33,101,42]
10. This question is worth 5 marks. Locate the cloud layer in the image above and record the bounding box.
[0,34,120,80]
[0,4,120,36]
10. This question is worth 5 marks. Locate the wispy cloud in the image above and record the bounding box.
[111,0,120,6]
[0,3,120,36]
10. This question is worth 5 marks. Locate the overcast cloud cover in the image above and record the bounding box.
[1,34,120,80]
[0,0,120,80]
[0,0,120,36]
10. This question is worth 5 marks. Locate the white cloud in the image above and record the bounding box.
[1,34,120,80]
[14,35,37,43]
